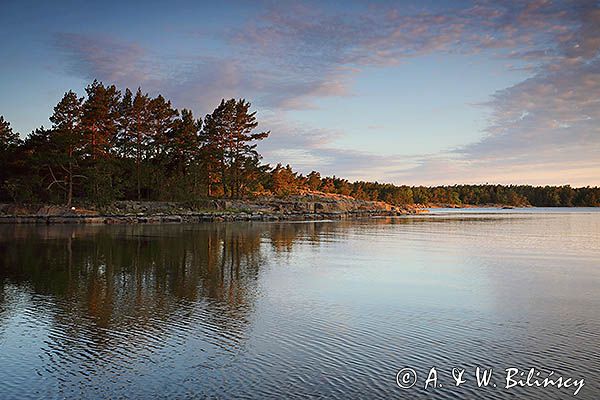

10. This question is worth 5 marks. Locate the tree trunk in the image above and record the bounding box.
[221,168,227,198]
[67,161,73,207]
[136,119,141,200]
[207,171,212,197]
[67,145,74,207]
[137,161,141,200]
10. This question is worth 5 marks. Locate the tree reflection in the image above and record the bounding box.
[0,224,270,322]
[0,223,282,388]
[0,220,371,386]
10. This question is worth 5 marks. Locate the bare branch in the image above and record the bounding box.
[46,166,66,191]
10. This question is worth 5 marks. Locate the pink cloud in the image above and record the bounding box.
[51,1,600,185]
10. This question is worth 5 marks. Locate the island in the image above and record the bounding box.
[1,80,598,225]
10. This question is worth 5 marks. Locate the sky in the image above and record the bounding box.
[1,0,599,186]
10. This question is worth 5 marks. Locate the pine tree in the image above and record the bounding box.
[82,80,121,159]
[81,80,121,201]
[49,91,84,206]
[170,109,200,174]
[0,116,22,200]
[20,126,55,202]
[0,115,20,152]
[202,99,269,198]
[271,164,299,195]
[147,95,178,198]
[131,88,151,199]
[148,95,178,160]
[199,109,225,197]
[116,88,134,158]
[306,171,321,191]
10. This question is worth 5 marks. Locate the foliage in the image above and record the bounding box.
[202,99,269,198]
[0,80,598,207]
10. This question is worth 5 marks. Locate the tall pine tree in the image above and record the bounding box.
[49,91,84,206]
[202,99,269,198]
[81,80,121,201]
[0,116,22,200]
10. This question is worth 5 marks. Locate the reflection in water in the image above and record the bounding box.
[1,224,261,327]
[0,224,269,398]
[0,222,341,399]
[0,214,599,399]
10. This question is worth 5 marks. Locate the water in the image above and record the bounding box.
[0,209,599,399]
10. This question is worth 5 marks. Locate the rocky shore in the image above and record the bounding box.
[0,193,427,224]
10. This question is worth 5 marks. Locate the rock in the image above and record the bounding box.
[162,215,182,223]
[0,193,428,225]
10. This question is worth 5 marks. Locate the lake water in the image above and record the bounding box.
[1,209,599,399]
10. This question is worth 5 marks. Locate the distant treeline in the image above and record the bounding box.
[268,166,599,207]
[0,81,598,207]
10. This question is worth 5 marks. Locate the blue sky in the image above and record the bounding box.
[1,0,599,186]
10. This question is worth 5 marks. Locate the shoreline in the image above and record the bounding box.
[2,205,597,225]
[0,209,424,225]
[0,196,426,224]
[2,198,594,225]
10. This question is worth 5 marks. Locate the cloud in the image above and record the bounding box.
[234,0,582,67]
[54,2,595,112]
[54,33,158,88]
[253,0,600,185]
[257,115,419,181]
[50,1,600,186]
[463,61,600,160]
[52,31,354,113]
[448,2,600,184]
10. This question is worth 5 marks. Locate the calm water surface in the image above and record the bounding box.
[1,209,599,399]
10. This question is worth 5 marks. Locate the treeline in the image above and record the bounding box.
[0,81,598,207]
[0,81,269,205]
[267,165,599,207]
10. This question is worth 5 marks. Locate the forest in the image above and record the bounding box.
[0,80,598,208]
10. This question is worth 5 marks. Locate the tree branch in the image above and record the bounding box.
[46,166,66,191]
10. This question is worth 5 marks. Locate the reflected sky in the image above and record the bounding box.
[0,213,599,399]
